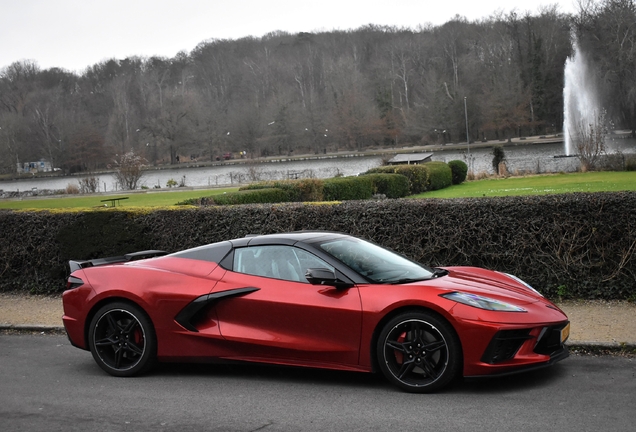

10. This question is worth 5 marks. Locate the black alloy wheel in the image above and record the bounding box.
[88,302,157,377]
[377,311,461,392]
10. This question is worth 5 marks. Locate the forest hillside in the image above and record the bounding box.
[1,0,634,174]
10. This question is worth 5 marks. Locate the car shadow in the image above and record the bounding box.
[451,363,568,394]
[149,360,568,394]
[154,361,388,390]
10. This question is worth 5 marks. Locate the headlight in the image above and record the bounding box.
[504,273,543,297]
[441,292,526,312]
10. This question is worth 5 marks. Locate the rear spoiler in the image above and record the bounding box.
[69,250,168,273]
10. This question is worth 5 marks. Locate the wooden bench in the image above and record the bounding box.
[100,197,129,207]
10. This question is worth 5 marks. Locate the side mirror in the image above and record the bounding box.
[305,268,352,289]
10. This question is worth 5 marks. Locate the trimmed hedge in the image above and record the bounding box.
[448,160,468,184]
[180,176,406,205]
[212,188,292,205]
[364,173,410,198]
[421,162,452,191]
[365,162,453,193]
[177,188,293,206]
[245,176,407,201]
[323,176,374,201]
[240,179,324,202]
[2,192,635,300]
[364,165,429,194]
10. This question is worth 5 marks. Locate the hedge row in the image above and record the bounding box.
[1,192,635,300]
[363,160,458,193]
[363,173,410,198]
[179,174,410,205]
[364,165,429,194]
[211,188,292,205]
[240,179,324,201]
[179,161,459,206]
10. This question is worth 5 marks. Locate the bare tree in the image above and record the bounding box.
[571,108,610,171]
[0,111,22,173]
[78,175,100,193]
[107,75,138,154]
[113,150,145,190]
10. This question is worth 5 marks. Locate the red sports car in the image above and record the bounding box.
[62,231,569,392]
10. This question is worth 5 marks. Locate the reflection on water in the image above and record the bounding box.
[2,139,634,193]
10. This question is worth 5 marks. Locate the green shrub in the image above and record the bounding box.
[323,176,374,201]
[365,165,429,194]
[448,160,468,184]
[211,188,292,205]
[625,155,636,171]
[364,173,410,198]
[240,179,324,201]
[294,178,324,201]
[422,162,452,191]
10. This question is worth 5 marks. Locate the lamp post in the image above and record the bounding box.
[464,97,471,173]
[464,96,469,156]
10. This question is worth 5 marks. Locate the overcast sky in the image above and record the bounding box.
[0,0,579,73]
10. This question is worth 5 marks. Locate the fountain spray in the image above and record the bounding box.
[563,36,600,156]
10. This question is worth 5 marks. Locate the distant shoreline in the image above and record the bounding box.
[1,134,569,184]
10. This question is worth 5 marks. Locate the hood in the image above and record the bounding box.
[437,266,543,305]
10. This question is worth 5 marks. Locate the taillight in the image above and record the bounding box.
[66,275,84,290]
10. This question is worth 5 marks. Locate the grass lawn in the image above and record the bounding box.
[2,171,635,209]
[412,171,636,199]
[0,187,239,210]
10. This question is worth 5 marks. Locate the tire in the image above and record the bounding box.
[88,301,157,377]
[377,311,461,393]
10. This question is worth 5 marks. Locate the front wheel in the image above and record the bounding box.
[377,311,461,393]
[88,302,157,377]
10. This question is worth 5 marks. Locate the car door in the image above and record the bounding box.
[212,245,363,367]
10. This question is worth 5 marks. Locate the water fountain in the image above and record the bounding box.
[563,36,600,156]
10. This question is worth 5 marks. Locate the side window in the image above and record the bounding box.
[293,249,334,278]
[234,247,274,278]
[233,246,333,283]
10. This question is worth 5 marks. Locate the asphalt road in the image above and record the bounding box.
[1,334,635,432]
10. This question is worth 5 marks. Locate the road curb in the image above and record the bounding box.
[567,341,636,354]
[0,324,65,333]
[567,341,636,348]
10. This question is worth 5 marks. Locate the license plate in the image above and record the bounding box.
[561,322,570,343]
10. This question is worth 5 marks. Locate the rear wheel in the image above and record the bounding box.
[88,302,156,377]
[377,311,461,393]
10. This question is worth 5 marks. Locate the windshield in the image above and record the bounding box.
[317,237,434,283]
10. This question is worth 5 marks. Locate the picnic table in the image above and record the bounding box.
[100,197,129,207]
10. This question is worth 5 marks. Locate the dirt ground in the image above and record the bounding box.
[558,299,636,344]
[0,293,63,326]
[0,294,635,345]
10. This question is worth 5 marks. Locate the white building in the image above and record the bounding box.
[17,160,53,174]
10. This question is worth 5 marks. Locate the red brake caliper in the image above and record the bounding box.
[394,332,406,364]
